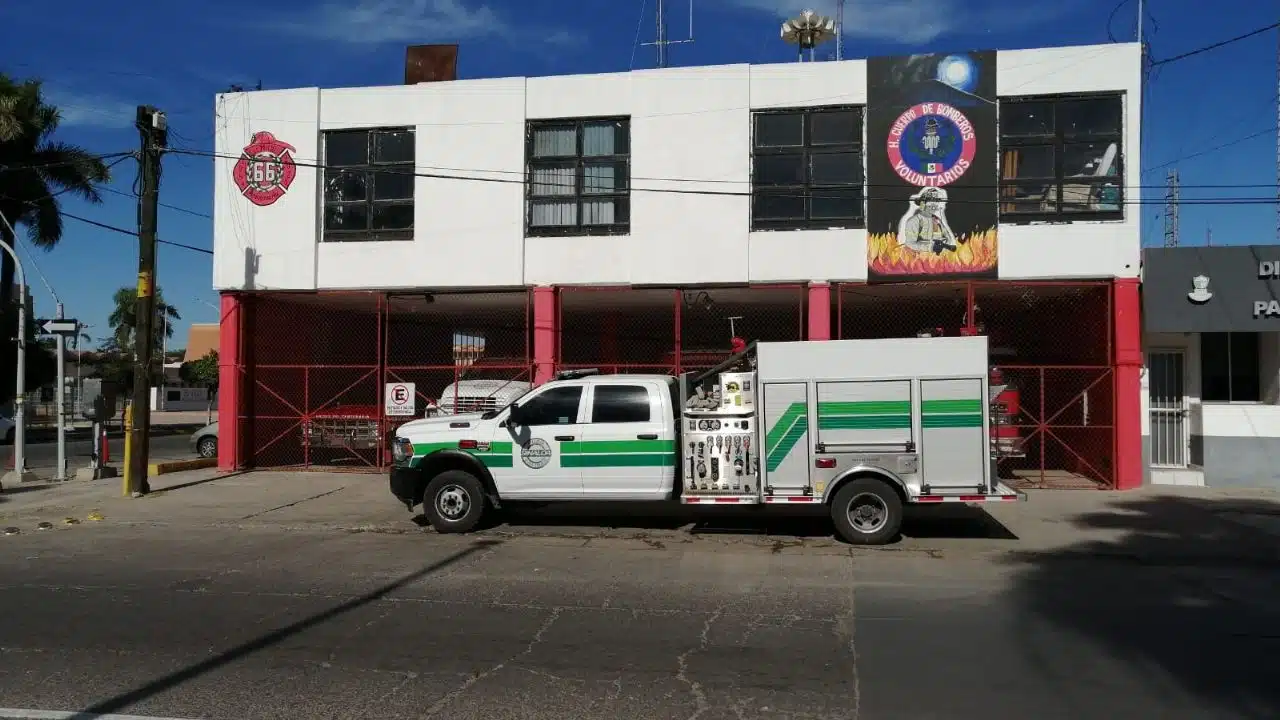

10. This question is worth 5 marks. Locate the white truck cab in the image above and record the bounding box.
[390,337,1024,545]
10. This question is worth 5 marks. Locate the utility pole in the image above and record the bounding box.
[126,105,166,497]
[0,211,29,489]
[54,302,66,480]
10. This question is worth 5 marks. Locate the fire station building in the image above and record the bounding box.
[212,41,1143,490]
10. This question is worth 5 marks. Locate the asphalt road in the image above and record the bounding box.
[17,433,193,472]
[0,521,1277,719]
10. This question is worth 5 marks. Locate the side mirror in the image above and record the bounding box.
[507,402,523,425]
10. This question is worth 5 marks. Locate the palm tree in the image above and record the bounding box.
[107,286,180,355]
[0,74,113,302]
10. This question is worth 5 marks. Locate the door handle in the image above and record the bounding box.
[555,435,575,441]
[637,433,658,440]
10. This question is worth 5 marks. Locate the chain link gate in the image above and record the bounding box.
[556,285,806,375]
[382,291,533,466]
[244,292,384,470]
[836,280,1116,488]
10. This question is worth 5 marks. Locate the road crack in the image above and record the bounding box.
[422,605,563,718]
[675,605,723,720]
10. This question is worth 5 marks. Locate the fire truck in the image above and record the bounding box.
[390,335,1025,545]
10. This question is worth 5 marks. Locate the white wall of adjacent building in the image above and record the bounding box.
[212,42,1142,292]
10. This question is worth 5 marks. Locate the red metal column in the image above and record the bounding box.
[1113,278,1143,490]
[217,292,242,471]
[807,282,831,341]
[533,286,556,384]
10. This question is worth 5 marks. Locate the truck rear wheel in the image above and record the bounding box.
[423,470,486,534]
[830,477,903,546]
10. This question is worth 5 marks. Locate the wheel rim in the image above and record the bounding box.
[199,439,216,457]
[846,492,889,534]
[434,484,471,521]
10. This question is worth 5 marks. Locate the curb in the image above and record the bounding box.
[149,457,217,475]
[25,424,205,444]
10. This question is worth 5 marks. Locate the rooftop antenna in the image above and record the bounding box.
[781,9,836,63]
[641,0,695,68]
[835,0,844,60]
[1162,169,1180,247]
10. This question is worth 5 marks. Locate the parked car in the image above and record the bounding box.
[190,421,218,458]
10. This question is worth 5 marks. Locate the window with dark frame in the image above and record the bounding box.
[998,94,1124,221]
[321,127,415,242]
[751,106,865,231]
[526,118,630,236]
[518,386,584,426]
[1200,332,1261,403]
[590,385,651,423]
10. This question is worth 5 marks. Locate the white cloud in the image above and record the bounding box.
[724,0,1075,45]
[275,0,559,46]
[42,88,136,130]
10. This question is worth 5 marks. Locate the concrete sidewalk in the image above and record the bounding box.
[1,468,1279,564]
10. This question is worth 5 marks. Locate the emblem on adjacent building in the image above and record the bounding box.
[232,131,298,207]
[886,102,977,187]
[1187,275,1213,304]
[521,438,552,469]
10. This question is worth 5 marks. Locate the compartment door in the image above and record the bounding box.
[919,378,989,490]
[762,382,811,493]
[817,380,912,450]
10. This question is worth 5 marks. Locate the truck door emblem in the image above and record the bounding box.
[521,438,552,469]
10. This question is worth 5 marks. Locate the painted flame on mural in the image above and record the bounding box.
[867,229,997,276]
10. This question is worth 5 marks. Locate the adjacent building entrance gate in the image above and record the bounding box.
[1147,350,1188,467]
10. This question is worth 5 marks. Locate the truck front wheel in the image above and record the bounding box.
[423,470,487,534]
[830,477,903,546]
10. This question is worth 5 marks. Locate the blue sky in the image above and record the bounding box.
[1,0,1277,348]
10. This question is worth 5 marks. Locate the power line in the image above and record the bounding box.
[97,184,212,219]
[1145,126,1278,174]
[52,210,213,255]
[170,146,1280,206]
[189,134,1280,191]
[1151,20,1280,66]
[0,151,134,175]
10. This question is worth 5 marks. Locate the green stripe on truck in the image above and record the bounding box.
[818,400,910,415]
[921,399,983,413]
[411,441,515,469]
[766,402,808,472]
[559,439,676,468]
[561,453,676,468]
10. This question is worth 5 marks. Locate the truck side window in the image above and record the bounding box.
[591,385,650,423]
[519,386,582,426]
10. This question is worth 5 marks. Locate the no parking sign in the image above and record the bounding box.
[384,382,416,417]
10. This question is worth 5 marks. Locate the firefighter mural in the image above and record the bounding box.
[867,52,998,282]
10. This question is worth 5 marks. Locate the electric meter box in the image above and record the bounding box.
[718,372,755,409]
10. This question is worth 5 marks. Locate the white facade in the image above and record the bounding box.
[212,42,1142,292]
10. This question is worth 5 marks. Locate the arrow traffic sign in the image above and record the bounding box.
[38,319,80,335]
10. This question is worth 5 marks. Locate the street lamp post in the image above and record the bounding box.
[0,210,31,488]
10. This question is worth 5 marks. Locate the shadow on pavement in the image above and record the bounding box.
[80,539,501,715]
[1005,496,1280,717]
[0,483,55,501]
[454,501,1018,543]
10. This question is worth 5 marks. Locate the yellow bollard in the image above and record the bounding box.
[122,403,133,497]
